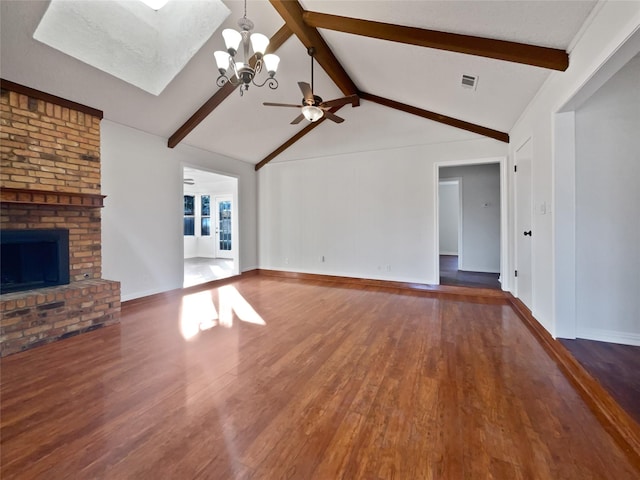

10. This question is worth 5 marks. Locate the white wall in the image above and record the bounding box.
[440,164,501,272]
[438,181,459,255]
[258,138,506,284]
[101,120,257,301]
[574,54,640,345]
[509,0,640,334]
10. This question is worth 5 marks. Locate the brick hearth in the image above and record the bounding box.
[0,280,120,356]
[1,80,121,356]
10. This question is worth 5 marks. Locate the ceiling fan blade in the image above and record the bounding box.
[263,102,302,108]
[290,114,305,125]
[320,94,360,108]
[298,82,314,104]
[323,111,345,124]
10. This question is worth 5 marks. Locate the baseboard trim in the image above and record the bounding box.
[257,269,508,303]
[575,327,640,347]
[122,269,258,311]
[507,294,640,470]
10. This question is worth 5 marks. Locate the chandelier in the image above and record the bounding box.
[214,0,280,96]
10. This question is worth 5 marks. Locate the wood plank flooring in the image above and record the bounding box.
[1,276,638,479]
[560,338,640,425]
[439,255,501,290]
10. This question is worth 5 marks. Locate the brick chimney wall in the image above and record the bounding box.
[1,85,103,280]
[0,80,120,356]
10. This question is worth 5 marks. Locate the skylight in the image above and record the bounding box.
[33,0,230,96]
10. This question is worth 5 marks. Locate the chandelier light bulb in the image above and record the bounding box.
[263,54,280,76]
[222,29,242,56]
[214,51,231,74]
[250,33,269,57]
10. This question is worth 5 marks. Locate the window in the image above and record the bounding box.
[201,195,211,236]
[184,195,195,236]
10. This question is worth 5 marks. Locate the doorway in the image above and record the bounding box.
[434,157,507,290]
[183,167,239,288]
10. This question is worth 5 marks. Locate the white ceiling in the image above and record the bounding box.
[184,166,235,191]
[0,0,598,166]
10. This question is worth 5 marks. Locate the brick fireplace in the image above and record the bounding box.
[0,80,121,357]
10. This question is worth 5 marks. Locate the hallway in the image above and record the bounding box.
[439,255,500,289]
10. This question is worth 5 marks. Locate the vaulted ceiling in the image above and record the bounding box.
[0,0,597,169]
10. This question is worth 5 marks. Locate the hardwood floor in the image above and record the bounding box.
[1,276,637,479]
[560,338,640,425]
[439,254,501,289]
[184,257,235,287]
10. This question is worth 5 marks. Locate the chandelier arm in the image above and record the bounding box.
[216,75,228,87]
[252,77,278,89]
[217,74,241,87]
[253,59,263,75]
[229,56,240,79]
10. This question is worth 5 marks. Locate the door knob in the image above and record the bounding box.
[524,230,532,236]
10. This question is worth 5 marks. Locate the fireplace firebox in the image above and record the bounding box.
[0,229,70,294]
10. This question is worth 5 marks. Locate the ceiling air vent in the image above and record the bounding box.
[461,74,478,90]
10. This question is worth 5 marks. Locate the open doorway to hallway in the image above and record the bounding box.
[436,161,504,290]
[552,46,640,424]
[183,167,239,287]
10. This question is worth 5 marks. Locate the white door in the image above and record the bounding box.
[215,196,233,259]
[515,139,533,307]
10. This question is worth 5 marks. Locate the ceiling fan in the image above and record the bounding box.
[263,47,359,124]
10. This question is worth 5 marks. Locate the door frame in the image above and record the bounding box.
[551,26,640,340]
[182,164,240,278]
[433,156,508,289]
[438,178,463,264]
[514,137,533,306]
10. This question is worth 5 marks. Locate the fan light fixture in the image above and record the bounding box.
[301,105,323,123]
[214,0,279,96]
[139,0,169,10]
[262,47,359,125]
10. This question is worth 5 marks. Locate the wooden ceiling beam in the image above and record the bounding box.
[359,92,509,143]
[303,11,569,71]
[255,106,344,171]
[269,1,358,96]
[168,24,292,149]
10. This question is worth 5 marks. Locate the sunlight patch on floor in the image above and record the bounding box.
[180,286,265,340]
[219,285,266,326]
[180,291,218,340]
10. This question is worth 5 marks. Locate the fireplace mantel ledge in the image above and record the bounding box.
[0,187,105,208]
